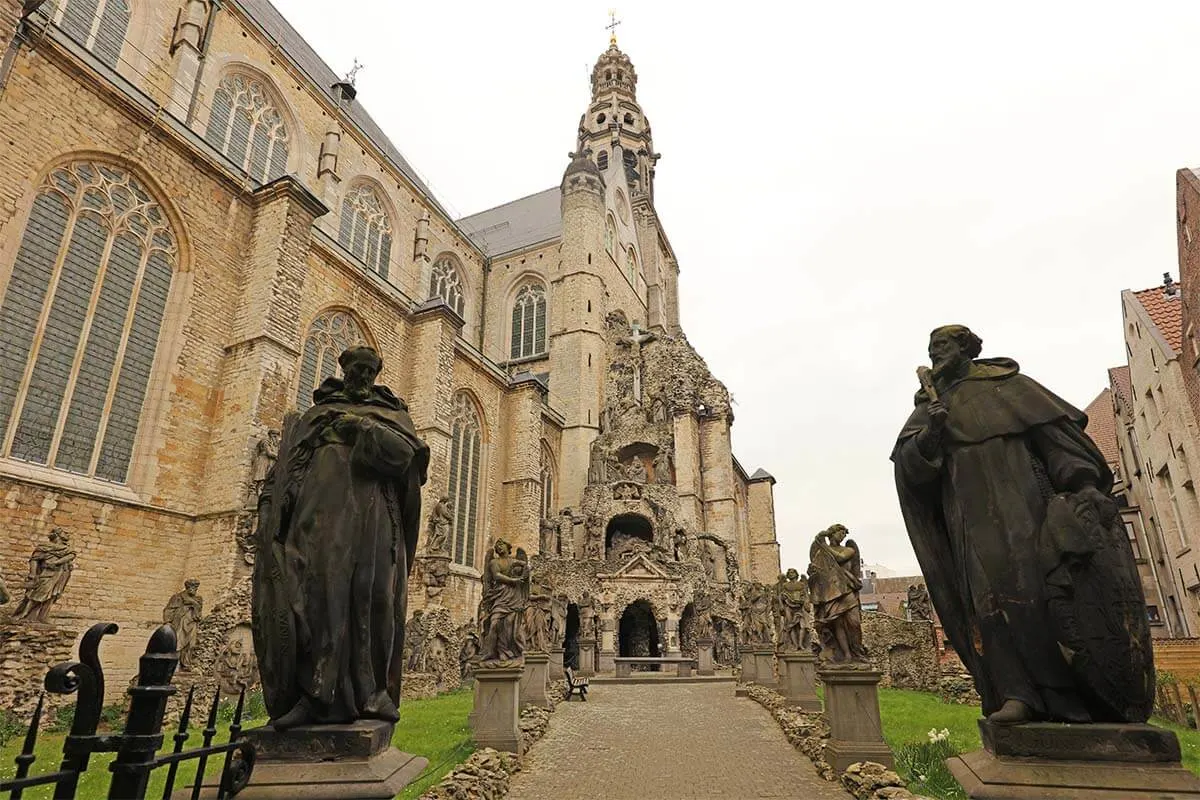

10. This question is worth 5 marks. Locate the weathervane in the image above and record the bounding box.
[345,58,364,86]
[606,9,621,45]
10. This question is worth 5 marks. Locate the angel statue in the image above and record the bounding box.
[807,524,867,663]
[478,538,531,666]
[775,568,815,653]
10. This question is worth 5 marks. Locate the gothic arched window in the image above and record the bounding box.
[625,247,638,284]
[540,444,555,519]
[295,311,366,412]
[57,0,129,69]
[510,283,547,360]
[430,255,465,317]
[605,215,616,257]
[205,74,290,184]
[597,150,609,170]
[0,160,177,484]
[339,185,392,277]
[448,393,483,567]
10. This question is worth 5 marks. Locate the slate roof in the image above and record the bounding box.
[234,0,452,220]
[1083,388,1120,467]
[1132,286,1183,353]
[457,188,563,257]
[1108,365,1132,408]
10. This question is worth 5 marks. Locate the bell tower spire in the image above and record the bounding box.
[577,25,659,199]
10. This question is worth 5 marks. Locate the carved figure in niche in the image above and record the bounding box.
[624,459,648,483]
[600,406,615,435]
[248,429,281,504]
[694,592,715,640]
[14,527,76,623]
[217,638,259,696]
[458,631,480,680]
[588,447,607,484]
[907,583,932,622]
[251,346,429,729]
[426,495,452,554]
[523,582,551,652]
[478,539,530,665]
[892,324,1155,724]
[550,593,569,648]
[586,528,604,560]
[423,557,450,599]
[648,396,668,424]
[579,592,596,639]
[234,514,257,565]
[405,610,427,672]
[775,569,814,652]
[618,322,656,403]
[672,528,689,561]
[609,530,652,560]
[653,451,673,484]
[701,539,722,582]
[613,483,641,501]
[163,579,203,670]
[539,518,557,555]
[808,524,867,663]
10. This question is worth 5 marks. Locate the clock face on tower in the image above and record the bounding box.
[616,190,630,224]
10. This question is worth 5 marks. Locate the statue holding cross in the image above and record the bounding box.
[619,322,655,403]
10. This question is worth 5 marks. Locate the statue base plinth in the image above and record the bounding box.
[578,640,596,676]
[697,639,714,676]
[753,648,776,688]
[779,652,821,712]
[948,720,1200,798]
[739,650,756,683]
[520,653,549,709]
[180,720,427,799]
[819,667,893,772]
[470,665,523,754]
[548,647,565,680]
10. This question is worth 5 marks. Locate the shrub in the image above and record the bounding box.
[99,703,125,731]
[47,704,75,734]
[0,709,25,747]
[895,737,966,800]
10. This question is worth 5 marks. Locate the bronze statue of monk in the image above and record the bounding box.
[892,325,1153,725]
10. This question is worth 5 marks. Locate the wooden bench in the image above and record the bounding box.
[565,666,589,701]
[613,656,697,678]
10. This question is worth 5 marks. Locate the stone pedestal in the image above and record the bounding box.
[780,652,821,712]
[598,649,616,674]
[201,721,426,799]
[739,650,756,683]
[519,653,549,709]
[948,720,1200,799]
[578,640,596,676]
[753,648,776,688]
[548,647,565,680]
[697,639,714,676]
[820,667,893,772]
[470,666,523,754]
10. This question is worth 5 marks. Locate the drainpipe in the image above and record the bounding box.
[479,256,490,353]
[184,0,221,126]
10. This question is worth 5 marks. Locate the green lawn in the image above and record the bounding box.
[0,689,476,800]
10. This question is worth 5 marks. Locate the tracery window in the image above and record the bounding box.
[339,185,392,277]
[510,283,547,360]
[430,255,465,317]
[625,247,638,285]
[540,445,555,520]
[295,311,366,412]
[448,393,483,567]
[205,74,290,184]
[0,160,177,484]
[56,0,129,69]
[605,215,616,256]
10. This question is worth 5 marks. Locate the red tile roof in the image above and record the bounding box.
[1083,388,1120,467]
[1133,287,1183,353]
[1108,365,1132,408]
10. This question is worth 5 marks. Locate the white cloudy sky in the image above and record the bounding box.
[275,0,1197,574]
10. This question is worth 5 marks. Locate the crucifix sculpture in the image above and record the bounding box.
[619,322,655,403]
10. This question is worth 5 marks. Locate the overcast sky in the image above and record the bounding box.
[275,0,1197,574]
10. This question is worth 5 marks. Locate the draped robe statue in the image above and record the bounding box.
[163,579,203,670]
[479,539,531,664]
[14,528,76,623]
[808,524,867,663]
[251,346,429,729]
[891,325,1153,725]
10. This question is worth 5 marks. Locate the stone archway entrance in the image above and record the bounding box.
[606,513,653,558]
[565,603,580,669]
[618,599,661,663]
[679,602,696,657]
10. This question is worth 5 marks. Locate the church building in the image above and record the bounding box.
[0,0,779,697]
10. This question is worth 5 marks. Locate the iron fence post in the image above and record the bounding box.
[108,625,179,799]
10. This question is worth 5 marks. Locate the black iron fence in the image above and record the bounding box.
[0,622,254,799]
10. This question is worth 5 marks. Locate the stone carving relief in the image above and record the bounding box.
[426,495,452,555]
[246,429,280,508]
[423,557,450,600]
[14,528,76,623]
[906,583,932,622]
[216,631,258,696]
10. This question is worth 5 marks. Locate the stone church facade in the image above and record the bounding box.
[0,0,779,700]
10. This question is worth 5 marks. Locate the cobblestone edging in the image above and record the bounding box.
[418,680,567,800]
[742,683,930,800]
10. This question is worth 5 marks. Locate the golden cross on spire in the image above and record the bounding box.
[606,9,621,46]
